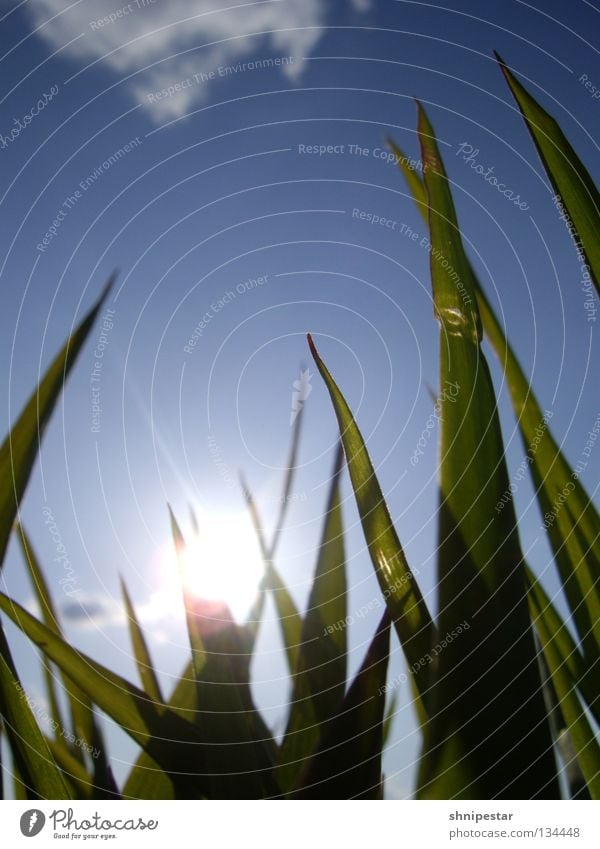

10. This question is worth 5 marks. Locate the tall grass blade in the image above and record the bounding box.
[414,102,558,799]
[16,524,105,763]
[389,135,600,677]
[496,52,600,298]
[307,334,434,706]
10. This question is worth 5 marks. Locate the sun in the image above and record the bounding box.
[159,510,265,623]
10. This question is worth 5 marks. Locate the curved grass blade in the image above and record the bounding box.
[415,102,558,799]
[388,134,600,686]
[0,635,71,799]
[277,444,347,791]
[496,52,600,298]
[0,591,214,795]
[16,524,109,773]
[120,576,163,703]
[293,611,391,799]
[0,276,114,568]
[307,335,434,707]
[529,587,600,798]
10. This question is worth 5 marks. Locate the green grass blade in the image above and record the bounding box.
[46,738,93,799]
[293,611,391,799]
[0,276,114,568]
[415,102,558,799]
[389,134,600,687]
[16,524,107,764]
[0,591,214,795]
[530,588,600,798]
[277,444,347,791]
[120,576,163,703]
[307,334,434,706]
[0,636,71,799]
[387,137,428,211]
[240,477,302,672]
[497,52,600,298]
[478,288,600,667]
[526,567,598,725]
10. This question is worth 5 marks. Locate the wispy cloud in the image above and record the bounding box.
[22,0,371,121]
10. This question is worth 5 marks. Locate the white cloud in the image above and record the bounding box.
[22,0,370,122]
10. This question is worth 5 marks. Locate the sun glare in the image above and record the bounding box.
[158,511,265,623]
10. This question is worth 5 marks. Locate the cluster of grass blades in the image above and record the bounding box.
[0,54,598,799]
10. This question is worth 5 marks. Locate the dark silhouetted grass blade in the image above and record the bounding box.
[293,611,391,799]
[120,576,163,704]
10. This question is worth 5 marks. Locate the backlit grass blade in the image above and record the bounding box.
[477,287,600,668]
[0,591,214,795]
[168,509,278,798]
[529,587,600,798]
[388,134,600,683]
[307,334,434,706]
[293,611,391,799]
[386,137,428,211]
[496,52,600,298]
[240,476,302,672]
[0,632,71,799]
[415,102,558,799]
[120,576,163,703]
[168,507,206,683]
[16,524,107,766]
[0,276,114,568]
[277,444,347,791]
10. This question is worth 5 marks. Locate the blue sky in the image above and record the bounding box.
[0,0,598,798]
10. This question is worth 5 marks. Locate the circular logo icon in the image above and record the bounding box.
[20,810,46,837]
